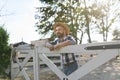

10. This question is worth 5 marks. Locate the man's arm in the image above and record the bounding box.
[45,40,71,51]
[54,40,71,50]
[46,36,76,51]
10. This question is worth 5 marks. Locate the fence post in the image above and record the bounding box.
[33,46,40,80]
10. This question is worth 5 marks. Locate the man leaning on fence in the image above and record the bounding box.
[45,22,78,76]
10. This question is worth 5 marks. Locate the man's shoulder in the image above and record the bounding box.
[49,38,59,45]
[54,38,59,41]
[65,35,76,44]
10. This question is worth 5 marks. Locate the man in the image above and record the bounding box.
[46,22,78,76]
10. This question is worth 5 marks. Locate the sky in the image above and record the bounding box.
[0,0,119,44]
[0,0,41,44]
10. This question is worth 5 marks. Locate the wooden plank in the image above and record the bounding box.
[39,53,67,80]
[20,52,33,68]
[68,49,119,80]
[33,47,40,80]
[37,45,105,55]
[22,69,30,80]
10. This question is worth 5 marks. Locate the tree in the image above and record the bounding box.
[36,0,92,43]
[92,0,120,41]
[0,0,14,17]
[35,0,120,43]
[112,28,120,40]
[0,25,11,78]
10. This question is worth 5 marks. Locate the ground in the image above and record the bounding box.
[13,57,120,80]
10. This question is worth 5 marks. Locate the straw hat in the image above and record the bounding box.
[53,22,70,35]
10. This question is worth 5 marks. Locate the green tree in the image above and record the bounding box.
[0,25,11,78]
[36,0,120,43]
[35,0,103,43]
[112,28,120,40]
[36,0,92,43]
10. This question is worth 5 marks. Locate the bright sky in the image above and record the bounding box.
[0,0,119,44]
[0,0,41,44]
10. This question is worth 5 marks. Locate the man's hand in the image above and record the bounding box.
[54,44,61,50]
[45,43,54,51]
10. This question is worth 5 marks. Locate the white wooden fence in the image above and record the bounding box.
[11,41,120,80]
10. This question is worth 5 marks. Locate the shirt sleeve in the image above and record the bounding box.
[49,38,58,45]
[65,35,76,45]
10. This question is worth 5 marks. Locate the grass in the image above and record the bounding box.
[0,79,10,80]
[0,77,10,80]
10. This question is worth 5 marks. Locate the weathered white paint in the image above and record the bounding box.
[11,41,120,80]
